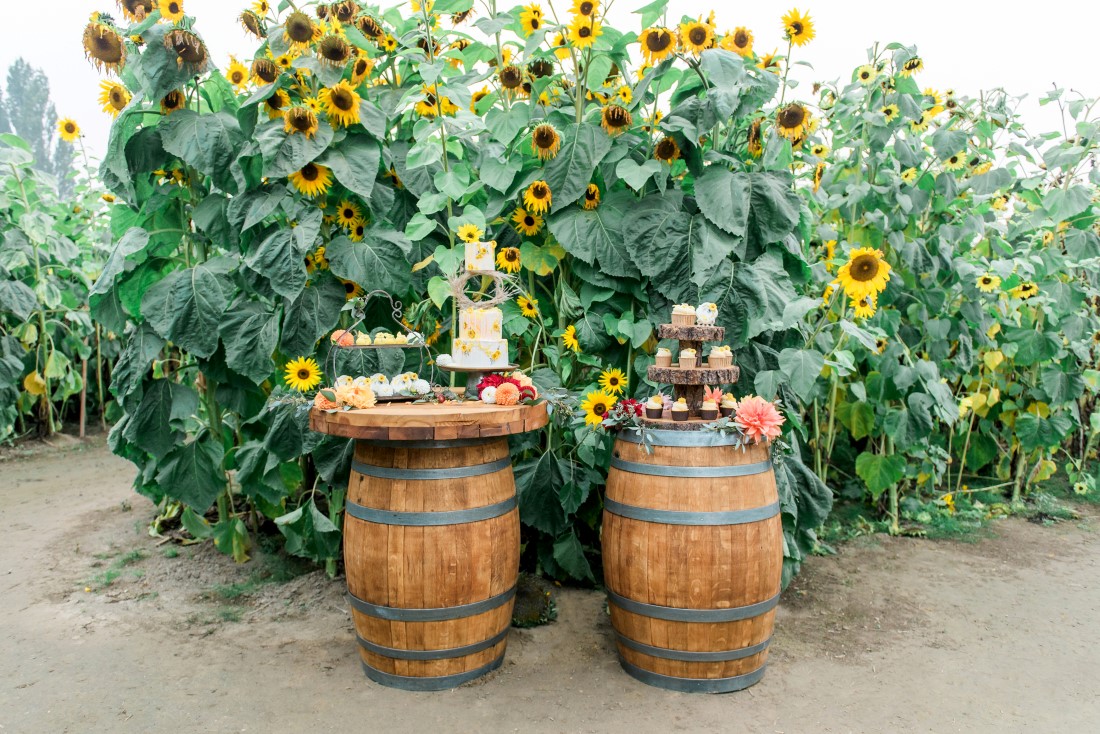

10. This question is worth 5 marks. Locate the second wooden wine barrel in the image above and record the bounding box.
[602,429,783,693]
[343,436,519,691]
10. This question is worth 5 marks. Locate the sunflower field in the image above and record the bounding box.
[26,0,1096,583]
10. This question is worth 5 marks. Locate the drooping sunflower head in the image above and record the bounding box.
[452,7,475,25]
[1012,282,1039,300]
[160,89,185,115]
[240,9,264,38]
[776,103,810,141]
[159,0,185,23]
[512,207,543,236]
[758,49,781,72]
[251,57,279,85]
[601,104,632,136]
[283,106,320,138]
[531,124,562,161]
[782,8,815,47]
[496,246,522,273]
[581,390,617,425]
[83,22,126,74]
[719,27,753,57]
[284,11,318,49]
[639,27,675,63]
[813,162,826,192]
[317,35,352,67]
[331,0,359,23]
[679,20,714,55]
[118,0,153,22]
[654,136,681,164]
[263,89,290,118]
[747,118,764,157]
[351,55,373,84]
[528,58,555,79]
[357,15,384,39]
[319,80,360,127]
[900,56,923,77]
[582,183,601,210]
[284,356,322,392]
[98,80,131,118]
[524,180,552,214]
[288,162,333,197]
[58,118,81,143]
[499,64,524,90]
[165,28,209,75]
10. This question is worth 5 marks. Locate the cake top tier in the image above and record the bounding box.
[657,323,726,342]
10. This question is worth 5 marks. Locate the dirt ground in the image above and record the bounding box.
[2,438,1098,734]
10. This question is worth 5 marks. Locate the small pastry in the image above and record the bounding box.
[671,303,696,327]
[352,376,371,389]
[655,347,672,369]
[720,394,738,418]
[436,354,454,367]
[696,302,718,325]
[334,375,354,388]
[700,399,719,421]
[672,398,689,422]
[709,345,733,368]
[679,348,697,369]
[369,373,389,387]
[645,395,663,420]
[374,383,394,398]
[393,333,408,345]
[355,332,372,346]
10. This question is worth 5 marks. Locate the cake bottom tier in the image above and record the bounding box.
[453,338,510,369]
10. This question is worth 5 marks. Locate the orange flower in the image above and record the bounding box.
[734,395,785,443]
[495,382,520,406]
[330,329,354,346]
[313,391,339,410]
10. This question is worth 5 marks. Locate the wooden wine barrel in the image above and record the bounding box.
[602,429,783,693]
[343,436,520,691]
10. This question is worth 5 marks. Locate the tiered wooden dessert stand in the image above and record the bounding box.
[645,323,739,422]
[311,400,548,691]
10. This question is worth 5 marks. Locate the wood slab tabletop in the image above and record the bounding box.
[309,400,549,441]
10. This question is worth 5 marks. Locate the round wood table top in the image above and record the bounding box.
[309,399,549,441]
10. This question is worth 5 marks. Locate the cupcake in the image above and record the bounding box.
[709,345,733,368]
[679,348,697,369]
[671,303,696,327]
[645,395,664,419]
[655,347,672,368]
[355,332,372,346]
[720,394,738,418]
[700,399,719,421]
[672,398,689,422]
[696,302,718,325]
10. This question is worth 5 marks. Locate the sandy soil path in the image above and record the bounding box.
[2,439,1098,733]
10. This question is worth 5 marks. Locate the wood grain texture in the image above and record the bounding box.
[602,437,782,685]
[646,365,740,386]
[656,324,725,342]
[344,438,519,681]
[310,400,549,440]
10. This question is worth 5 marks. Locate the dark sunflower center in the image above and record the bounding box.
[532,184,548,199]
[905,59,920,70]
[656,139,676,158]
[286,13,314,42]
[580,1,594,13]
[609,377,620,385]
[605,106,629,127]
[164,92,183,109]
[320,36,350,62]
[64,122,76,133]
[585,189,597,200]
[688,26,707,45]
[355,224,364,236]
[860,71,870,79]
[344,282,355,293]
[297,368,310,379]
[579,26,592,39]
[524,215,535,226]
[334,1,356,22]
[355,59,369,75]
[850,255,880,281]
[110,88,127,107]
[734,30,749,46]
[529,59,553,78]
[791,22,803,34]
[594,403,607,416]
[91,31,124,62]
[500,66,522,88]
[253,59,278,82]
[301,163,319,181]
[778,105,806,128]
[531,18,540,29]
[647,30,671,52]
[169,1,181,12]
[534,127,556,147]
[343,208,354,218]
[505,250,519,262]
[358,17,382,38]
[289,109,314,131]
[331,89,354,110]
[169,32,207,63]
[981,277,992,285]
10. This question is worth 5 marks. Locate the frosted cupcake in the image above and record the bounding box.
[355,332,372,346]
[709,345,733,368]
[720,393,738,418]
[700,399,719,421]
[672,398,689,422]
[645,395,664,419]
[671,303,696,327]
[679,348,697,369]
[696,302,718,325]
[655,347,672,368]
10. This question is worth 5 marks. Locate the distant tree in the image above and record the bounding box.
[0,58,74,196]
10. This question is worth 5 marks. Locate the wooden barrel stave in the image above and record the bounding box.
[344,437,519,690]
[603,433,783,692]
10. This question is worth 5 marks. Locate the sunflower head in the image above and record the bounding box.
[776,103,809,141]
[457,223,483,243]
[317,35,352,66]
[639,27,675,63]
[512,207,543,236]
[83,22,126,74]
[748,118,764,157]
[331,0,359,23]
[251,57,279,84]
[357,15,384,39]
[165,28,209,74]
[284,11,318,48]
[284,106,320,138]
[118,0,153,22]
[567,15,602,48]
[58,119,81,143]
[159,0,185,23]
[160,89,186,115]
[288,162,333,197]
[720,27,753,57]
[654,136,681,163]
[563,324,581,352]
[351,55,373,83]
[782,8,815,47]
[284,356,322,392]
[98,80,131,118]
[240,10,264,38]
[601,104,632,136]
[531,124,562,161]
[837,247,891,301]
[581,390,617,425]
[342,279,364,300]
[527,58,555,80]
[496,246,522,273]
[598,368,627,395]
[319,80,360,127]
[572,0,598,16]
[901,56,923,77]
[524,180,552,214]
[499,64,524,90]
[679,21,714,55]
[517,295,539,318]
[582,183,601,210]
[336,199,363,228]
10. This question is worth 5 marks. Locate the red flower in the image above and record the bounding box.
[619,398,644,416]
[476,374,522,399]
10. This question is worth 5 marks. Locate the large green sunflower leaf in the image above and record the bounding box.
[219,301,280,384]
[123,379,199,460]
[325,229,412,294]
[111,324,165,413]
[158,110,243,184]
[256,120,335,179]
[543,124,613,212]
[696,169,800,246]
[280,276,345,356]
[316,135,382,202]
[548,190,639,279]
[243,230,308,300]
[155,432,227,512]
[140,262,234,359]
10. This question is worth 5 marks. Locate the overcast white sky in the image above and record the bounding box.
[2,1,1095,157]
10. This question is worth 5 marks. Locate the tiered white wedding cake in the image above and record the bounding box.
[451,241,510,369]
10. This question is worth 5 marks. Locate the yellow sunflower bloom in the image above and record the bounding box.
[856,64,877,85]
[288,162,333,197]
[225,57,249,91]
[910,113,930,133]
[319,80,361,127]
[638,27,676,63]
[158,0,185,23]
[601,104,632,136]
[719,27,753,57]
[881,104,899,122]
[679,20,714,55]
[1011,282,1039,300]
[944,151,966,171]
[457,223,483,243]
[567,15,601,49]
[572,0,598,16]
[781,8,815,47]
[512,207,543,236]
[58,119,81,143]
[850,294,877,319]
[562,325,581,352]
[581,390,616,426]
[263,89,290,119]
[284,356,322,392]
[519,4,544,36]
[775,103,810,141]
[496,246,522,273]
[598,368,627,395]
[531,124,562,160]
[901,167,919,185]
[523,180,552,214]
[900,56,923,77]
[517,295,539,318]
[976,274,1001,292]
[836,247,891,301]
[98,80,131,118]
[252,0,270,15]
[348,221,366,242]
[582,183,601,210]
[471,86,491,112]
[283,11,319,51]
[283,106,320,138]
[336,199,363,229]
